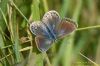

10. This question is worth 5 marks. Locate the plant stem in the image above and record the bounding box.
[79,52,99,66]
[10,0,29,23]
[42,52,52,66]
[76,25,100,31]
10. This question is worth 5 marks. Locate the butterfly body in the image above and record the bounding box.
[30,10,77,52]
[42,22,57,40]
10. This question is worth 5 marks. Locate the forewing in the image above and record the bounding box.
[35,36,53,52]
[42,10,61,34]
[57,18,77,38]
[30,21,50,38]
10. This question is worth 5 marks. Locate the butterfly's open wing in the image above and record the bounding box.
[30,22,53,52]
[57,18,77,38]
[30,22,50,38]
[35,36,53,52]
[42,10,61,35]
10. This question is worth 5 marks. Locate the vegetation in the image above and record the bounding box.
[0,0,100,66]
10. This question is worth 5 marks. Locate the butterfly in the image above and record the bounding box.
[30,10,77,52]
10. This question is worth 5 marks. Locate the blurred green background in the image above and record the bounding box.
[0,0,100,66]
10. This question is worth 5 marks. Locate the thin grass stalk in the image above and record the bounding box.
[42,52,52,66]
[52,0,72,66]
[0,27,13,66]
[62,0,82,66]
[0,29,7,66]
[8,2,21,63]
[31,0,40,21]
[79,53,99,66]
[95,38,100,65]
[0,8,9,31]
[76,25,100,31]
[59,0,71,18]
[42,0,48,12]
[10,0,29,23]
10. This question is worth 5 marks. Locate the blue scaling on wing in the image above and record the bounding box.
[30,21,51,39]
[42,10,61,40]
[29,10,78,52]
[30,21,54,52]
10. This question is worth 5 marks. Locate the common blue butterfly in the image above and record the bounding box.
[30,10,77,52]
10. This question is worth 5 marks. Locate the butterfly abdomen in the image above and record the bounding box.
[42,22,57,40]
